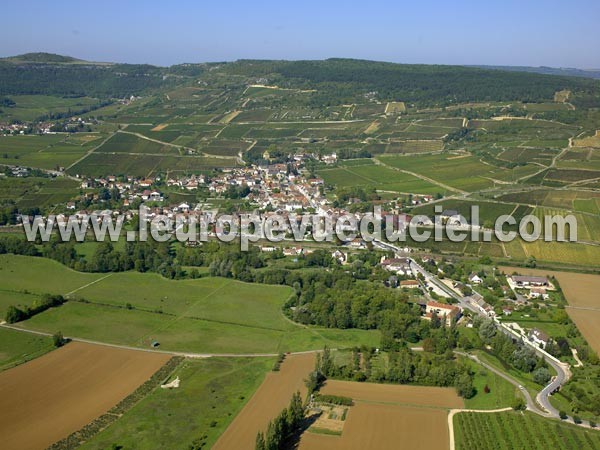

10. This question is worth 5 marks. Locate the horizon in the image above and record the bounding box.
[3,51,600,71]
[1,0,599,68]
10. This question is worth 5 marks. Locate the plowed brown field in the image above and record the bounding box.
[0,341,170,450]
[212,352,315,450]
[298,380,463,450]
[501,266,600,354]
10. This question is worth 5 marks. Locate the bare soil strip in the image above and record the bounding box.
[212,353,315,450]
[299,380,463,450]
[0,342,170,450]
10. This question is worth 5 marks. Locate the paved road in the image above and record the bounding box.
[373,239,584,426]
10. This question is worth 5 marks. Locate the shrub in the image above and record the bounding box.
[53,331,66,348]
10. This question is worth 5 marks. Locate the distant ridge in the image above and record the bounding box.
[472,65,600,80]
[1,52,86,64]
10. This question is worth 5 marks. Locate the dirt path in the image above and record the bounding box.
[64,273,113,296]
[212,353,315,450]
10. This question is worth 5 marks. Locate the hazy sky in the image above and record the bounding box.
[2,0,599,68]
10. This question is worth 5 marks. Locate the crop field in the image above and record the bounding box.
[81,357,273,450]
[0,95,100,122]
[94,132,177,154]
[213,353,314,450]
[4,255,380,354]
[0,341,170,450]
[385,139,444,153]
[298,380,463,450]
[377,153,525,192]
[469,119,578,141]
[411,200,519,226]
[496,189,600,212]
[0,176,79,209]
[0,133,101,169]
[543,169,600,184]
[0,327,54,371]
[67,151,233,177]
[454,411,600,450]
[318,162,442,195]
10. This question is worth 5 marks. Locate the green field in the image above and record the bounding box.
[0,327,54,371]
[461,358,521,410]
[80,357,273,450]
[2,255,380,354]
[0,176,79,209]
[377,153,530,192]
[95,132,177,154]
[0,95,101,122]
[67,151,234,177]
[318,160,443,195]
[454,411,600,450]
[0,134,102,170]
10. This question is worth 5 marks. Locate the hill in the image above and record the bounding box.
[474,65,600,80]
[1,52,85,64]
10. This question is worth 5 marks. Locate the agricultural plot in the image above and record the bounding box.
[0,134,100,170]
[0,176,79,209]
[544,169,600,184]
[0,342,171,450]
[231,109,274,122]
[572,132,600,148]
[202,139,250,157]
[498,145,562,166]
[378,153,523,192]
[81,357,273,450]
[299,380,463,450]
[411,200,519,226]
[94,132,177,154]
[318,162,443,195]
[353,103,386,118]
[385,139,443,154]
[68,152,233,177]
[0,95,101,122]
[4,255,380,354]
[213,353,314,450]
[469,119,578,141]
[454,411,600,450]
[0,326,54,371]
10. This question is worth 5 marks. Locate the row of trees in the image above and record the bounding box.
[255,392,304,450]
[5,294,66,324]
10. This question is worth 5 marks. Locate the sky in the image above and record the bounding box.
[2,0,599,68]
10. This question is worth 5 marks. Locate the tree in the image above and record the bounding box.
[53,331,66,348]
[287,391,304,427]
[5,305,25,323]
[478,320,497,342]
[455,373,475,399]
[532,367,551,385]
[255,432,266,450]
[512,397,526,411]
